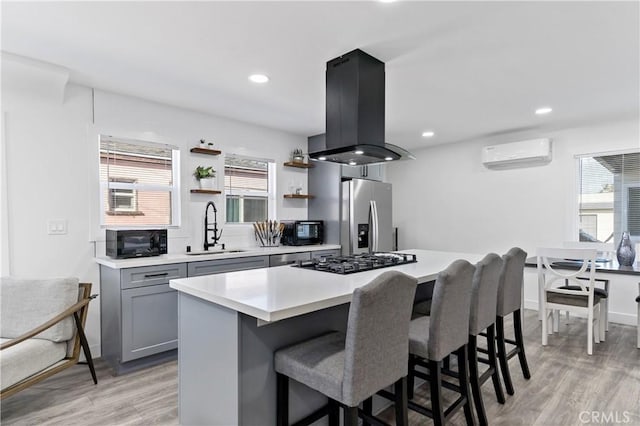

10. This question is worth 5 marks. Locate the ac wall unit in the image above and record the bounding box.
[482,138,552,169]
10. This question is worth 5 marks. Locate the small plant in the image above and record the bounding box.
[194,166,216,180]
[291,148,305,163]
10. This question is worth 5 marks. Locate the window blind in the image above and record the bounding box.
[578,151,640,242]
[99,136,179,227]
[224,156,270,223]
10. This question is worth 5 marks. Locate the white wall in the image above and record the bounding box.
[89,89,310,253]
[388,118,640,325]
[2,56,309,356]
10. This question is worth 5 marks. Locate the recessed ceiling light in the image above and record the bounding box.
[379,0,397,3]
[348,161,357,166]
[422,131,435,138]
[384,157,393,161]
[354,150,364,155]
[318,157,326,161]
[248,74,269,84]
[535,107,552,115]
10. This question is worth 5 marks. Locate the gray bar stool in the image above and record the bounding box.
[404,259,476,426]
[467,253,505,426]
[274,271,417,426]
[495,247,531,396]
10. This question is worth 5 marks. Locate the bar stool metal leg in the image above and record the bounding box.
[344,406,358,426]
[362,397,372,426]
[276,373,289,426]
[486,324,505,404]
[407,354,416,400]
[513,309,531,379]
[457,344,475,426]
[468,335,487,426]
[328,400,339,426]
[429,359,445,426]
[496,316,514,396]
[394,377,409,426]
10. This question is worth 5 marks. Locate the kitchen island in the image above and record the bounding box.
[170,249,485,425]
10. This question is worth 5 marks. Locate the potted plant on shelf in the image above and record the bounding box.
[291,148,305,164]
[194,166,216,190]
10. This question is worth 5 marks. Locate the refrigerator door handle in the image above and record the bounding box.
[368,200,374,253]
[371,200,379,252]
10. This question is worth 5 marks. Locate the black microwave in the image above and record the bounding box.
[281,221,324,246]
[106,229,168,259]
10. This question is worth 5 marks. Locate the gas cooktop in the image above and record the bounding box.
[293,252,417,275]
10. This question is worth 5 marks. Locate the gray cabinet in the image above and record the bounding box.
[100,263,187,375]
[99,251,337,374]
[121,284,178,362]
[341,164,384,181]
[188,256,269,277]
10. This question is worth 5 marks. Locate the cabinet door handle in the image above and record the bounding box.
[144,272,169,278]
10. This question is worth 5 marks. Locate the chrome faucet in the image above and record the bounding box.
[204,201,223,251]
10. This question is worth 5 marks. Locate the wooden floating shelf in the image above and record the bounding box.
[283,162,314,169]
[190,147,222,156]
[284,194,314,199]
[190,189,222,195]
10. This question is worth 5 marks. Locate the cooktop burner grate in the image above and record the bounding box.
[293,252,417,275]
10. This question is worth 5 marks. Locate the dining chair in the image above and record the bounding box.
[537,248,603,355]
[560,242,613,335]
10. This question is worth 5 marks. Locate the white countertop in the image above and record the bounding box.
[169,249,486,323]
[95,244,341,269]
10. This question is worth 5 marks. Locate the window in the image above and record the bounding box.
[224,155,274,223]
[577,151,640,242]
[108,178,138,213]
[629,186,640,235]
[99,135,180,227]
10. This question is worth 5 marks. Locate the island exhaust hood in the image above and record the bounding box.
[308,49,415,165]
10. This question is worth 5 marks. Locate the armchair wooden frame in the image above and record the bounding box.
[0,283,98,399]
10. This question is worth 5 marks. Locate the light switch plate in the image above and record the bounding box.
[47,220,67,235]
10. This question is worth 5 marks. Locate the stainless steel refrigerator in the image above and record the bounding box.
[341,179,393,255]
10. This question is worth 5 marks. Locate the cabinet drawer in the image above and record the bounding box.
[121,284,178,362]
[121,263,187,289]
[187,256,269,277]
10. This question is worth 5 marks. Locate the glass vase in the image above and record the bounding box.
[616,231,636,266]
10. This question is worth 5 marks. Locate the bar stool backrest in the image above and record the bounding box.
[470,253,503,336]
[342,270,417,406]
[497,247,528,317]
[427,259,475,361]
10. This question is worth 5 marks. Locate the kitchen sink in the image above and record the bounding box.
[186,249,246,255]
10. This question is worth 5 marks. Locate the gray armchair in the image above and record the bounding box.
[0,277,97,399]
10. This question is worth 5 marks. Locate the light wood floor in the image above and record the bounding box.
[2,309,639,425]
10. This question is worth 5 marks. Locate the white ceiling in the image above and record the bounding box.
[2,1,638,150]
